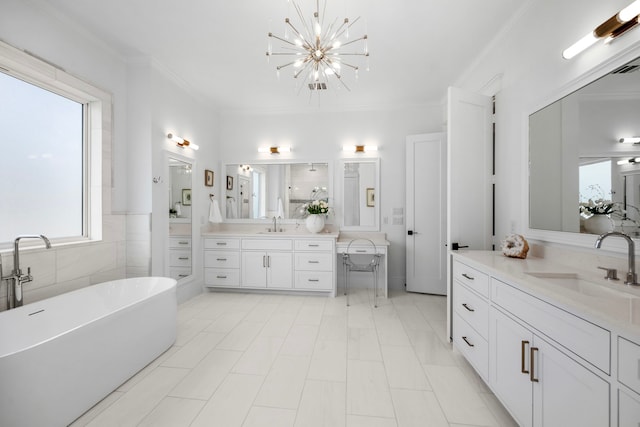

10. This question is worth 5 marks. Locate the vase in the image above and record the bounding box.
[584,215,612,235]
[305,214,325,233]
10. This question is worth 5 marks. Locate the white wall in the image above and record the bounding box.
[218,106,444,290]
[454,0,640,244]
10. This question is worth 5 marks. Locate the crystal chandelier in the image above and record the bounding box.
[266,0,369,92]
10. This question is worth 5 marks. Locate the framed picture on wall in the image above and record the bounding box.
[204,169,214,187]
[182,189,192,206]
[226,175,234,190]
[366,188,375,207]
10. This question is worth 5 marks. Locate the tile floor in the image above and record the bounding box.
[70,289,517,427]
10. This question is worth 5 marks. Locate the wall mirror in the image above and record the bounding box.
[338,158,380,231]
[167,157,193,281]
[224,162,330,221]
[529,55,640,238]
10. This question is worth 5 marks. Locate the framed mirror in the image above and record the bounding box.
[224,162,331,221]
[529,55,640,239]
[338,158,380,231]
[167,156,193,282]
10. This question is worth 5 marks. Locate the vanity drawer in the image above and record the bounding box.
[453,260,489,298]
[619,337,640,394]
[295,253,333,271]
[618,389,640,426]
[453,281,489,339]
[204,268,240,287]
[242,239,292,251]
[295,271,333,290]
[453,312,488,381]
[295,239,333,251]
[204,251,240,269]
[169,237,192,249]
[169,267,192,280]
[204,238,240,250]
[169,250,191,267]
[491,278,611,374]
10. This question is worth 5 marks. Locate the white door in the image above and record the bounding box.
[406,133,447,295]
[447,86,493,337]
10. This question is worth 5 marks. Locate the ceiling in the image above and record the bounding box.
[38,0,525,113]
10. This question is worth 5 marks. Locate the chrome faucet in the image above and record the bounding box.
[594,231,638,286]
[272,216,277,232]
[2,235,52,309]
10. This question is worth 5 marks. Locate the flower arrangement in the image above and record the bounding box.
[306,199,330,215]
[579,199,614,217]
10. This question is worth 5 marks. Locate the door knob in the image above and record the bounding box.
[407,230,419,235]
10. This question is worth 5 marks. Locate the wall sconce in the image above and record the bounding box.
[617,157,640,165]
[239,164,252,172]
[258,146,291,154]
[168,133,199,150]
[619,137,640,144]
[342,144,378,153]
[563,0,640,59]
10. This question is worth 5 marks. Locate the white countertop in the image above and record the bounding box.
[202,223,339,238]
[455,250,640,342]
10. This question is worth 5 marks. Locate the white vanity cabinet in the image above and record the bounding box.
[241,239,293,289]
[169,236,192,280]
[204,238,241,287]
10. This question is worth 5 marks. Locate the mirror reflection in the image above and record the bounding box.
[529,56,640,237]
[168,157,193,282]
[343,162,377,227]
[169,160,192,221]
[224,163,329,220]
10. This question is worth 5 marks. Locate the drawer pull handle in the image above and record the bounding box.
[216,258,227,261]
[178,274,189,277]
[308,244,320,247]
[178,241,189,245]
[308,279,320,282]
[356,249,367,253]
[530,347,539,382]
[216,275,227,279]
[178,257,189,260]
[462,303,474,312]
[308,260,320,264]
[216,242,227,246]
[461,336,474,347]
[521,340,530,374]
[462,273,474,280]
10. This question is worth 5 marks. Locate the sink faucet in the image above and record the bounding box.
[272,216,277,232]
[2,235,52,309]
[594,231,638,286]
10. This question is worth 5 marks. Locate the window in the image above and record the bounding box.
[579,160,612,203]
[0,41,107,247]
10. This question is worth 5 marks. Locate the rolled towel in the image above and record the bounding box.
[209,199,223,223]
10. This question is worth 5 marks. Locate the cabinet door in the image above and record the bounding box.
[532,337,609,427]
[242,252,267,288]
[266,252,293,289]
[490,307,534,427]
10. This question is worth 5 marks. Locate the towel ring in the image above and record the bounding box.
[209,194,215,201]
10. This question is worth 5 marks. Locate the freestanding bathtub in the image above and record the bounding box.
[0,276,177,427]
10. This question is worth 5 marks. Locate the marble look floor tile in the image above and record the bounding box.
[162,332,226,369]
[86,367,188,427]
[479,392,518,427]
[169,349,242,400]
[216,321,264,351]
[295,380,346,427]
[243,406,297,427]
[348,327,382,361]
[137,396,205,427]
[317,314,348,342]
[254,355,311,409]
[190,373,264,427]
[117,346,179,392]
[346,360,395,418]
[280,324,319,357]
[347,305,376,329]
[380,345,431,390]
[390,388,448,427]
[346,415,398,427]
[374,317,412,347]
[244,302,280,323]
[295,304,325,325]
[393,304,431,332]
[406,329,456,366]
[175,317,215,347]
[232,335,284,375]
[205,311,249,334]
[308,340,348,382]
[259,312,296,338]
[69,391,124,426]
[423,365,498,426]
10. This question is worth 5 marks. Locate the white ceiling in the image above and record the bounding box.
[39,0,525,112]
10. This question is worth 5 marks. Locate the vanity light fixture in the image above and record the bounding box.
[562,0,640,59]
[616,157,640,165]
[258,146,291,154]
[168,133,199,151]
[343,144,378,153]
[619,137,640,144]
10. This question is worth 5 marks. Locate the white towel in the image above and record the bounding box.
[277,197,284,218]
[209,199,223,223]
[226,198,237,219]
[174,202,182,217]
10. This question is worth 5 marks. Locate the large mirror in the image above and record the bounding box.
[224,162,330,220]
[339,158,380,231]
[167,157,193,281]
[529,56,640,237]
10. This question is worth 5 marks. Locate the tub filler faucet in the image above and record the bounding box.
[2,235,52,309]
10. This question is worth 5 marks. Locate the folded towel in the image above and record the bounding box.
[226,198,237,219]
[174,202,182,217]
[209,199,223,223]
[277,197,285,218]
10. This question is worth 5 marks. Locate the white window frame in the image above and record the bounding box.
[0,41,110,249]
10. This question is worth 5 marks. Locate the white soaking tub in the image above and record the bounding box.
[0,276,177,427]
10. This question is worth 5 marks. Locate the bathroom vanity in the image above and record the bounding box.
[452,251,640,427]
